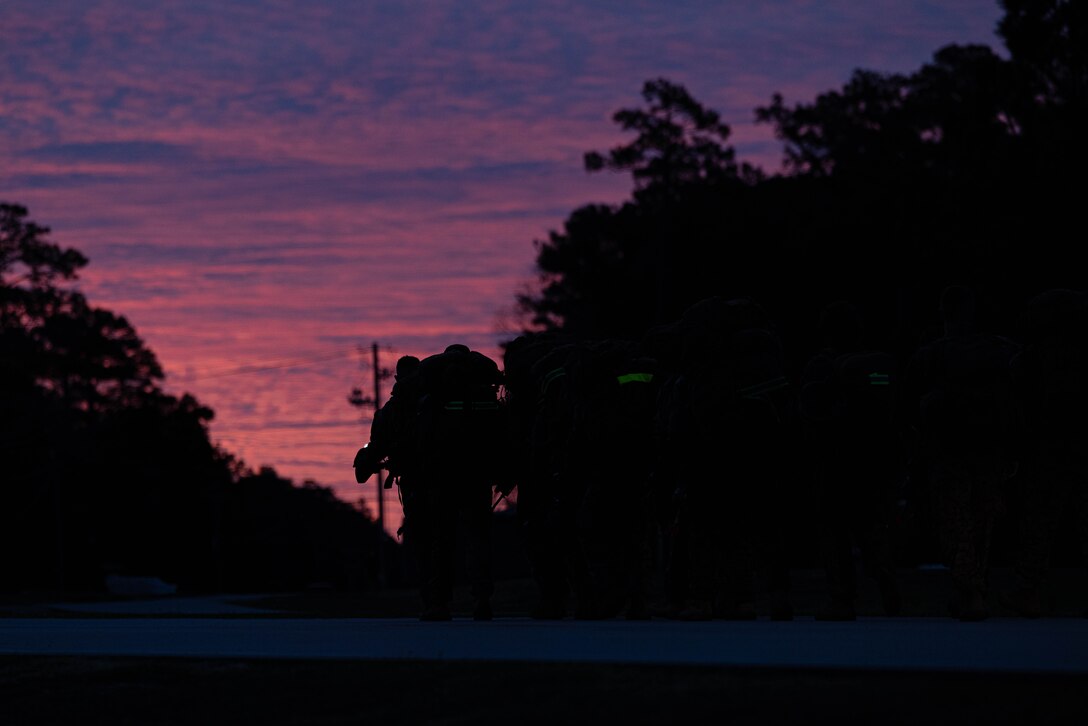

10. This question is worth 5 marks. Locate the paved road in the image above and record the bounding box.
[3,617,1088,673]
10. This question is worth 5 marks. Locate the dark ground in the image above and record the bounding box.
[2,656,1086,725]
[237,566,1088,620]
[2,568,1086,724]
[3,566,1086,619]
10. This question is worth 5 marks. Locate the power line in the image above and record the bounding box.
[171,350,356,381]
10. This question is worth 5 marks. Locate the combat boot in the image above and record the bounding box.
[531,598,567,620]
[472,599,494,621]
[625,595,651,621]
[1000,586,1043,619]
[816,598,857,621]
[768,590,794,621]
[676,599,713,621]
[877,572,902,616]
[714,601,758,620]
[951,586,989,622]
[419,605,452,621]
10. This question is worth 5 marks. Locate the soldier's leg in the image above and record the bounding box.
[1005,462,1064,617]
[718,521,757,619]
[761,518,794,621]
[662,506,689,614]
[398,481,422,585]
[463,481,494,619]
[758,461,794,620]
[581,482,640,619]
[713,472,758,620]
[1013,463,1070,585]
[971,457,1010,589]
[521,480,570,618]
[932,458,988,619]
[1077,475,1088,617]
[817,468,858,619]
[527,513,571,617]
[574,481,618,619]
[601,480,651,620]
[855,467,901,616]
[418,485,456,619]
[1078,473,1088,563]
[558,481,596,619]
[623,494,654,620]
[678,489,718,620]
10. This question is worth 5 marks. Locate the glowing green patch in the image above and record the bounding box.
[617,373,654,385]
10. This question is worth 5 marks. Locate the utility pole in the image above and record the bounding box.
[347,341,392,588]
[371,341,386,569]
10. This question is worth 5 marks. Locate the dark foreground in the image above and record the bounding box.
[3,656,1086,726]
[3,569,1086,725]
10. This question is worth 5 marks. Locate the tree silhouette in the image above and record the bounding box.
[2,203,388,592]
[518,2,1084,362]
[522,79,769,335]
[585,78,758,194]
[757,45,1021,184]
[999,0,1087,113]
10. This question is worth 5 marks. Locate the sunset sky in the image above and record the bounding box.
[2,1,1003,530]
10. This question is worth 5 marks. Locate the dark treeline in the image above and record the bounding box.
[520,0,1085,368]
[1,203,388,593]
[498,1,1086,620]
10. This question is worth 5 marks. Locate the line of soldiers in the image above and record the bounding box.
[355,287,1088,622]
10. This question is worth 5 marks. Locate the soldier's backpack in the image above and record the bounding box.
[919,333,1017,451]
[1020,290,1088,470]
[822,350,899,463]
[831,350,897,429]
[416,348,504,476]
[1024,291,1088,427]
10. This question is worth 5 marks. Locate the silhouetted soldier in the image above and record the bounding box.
[525,342,596,618]
[353,355,421,584]
[1005,290,1088,617]
[503,333,582,618]
[576,340,658,619]
[644,320,694,616]
[410,344,505,621]
[354,355,422,482]
[671,298,793,620]
[905,287,1018,620]
[717,300,794,620]
[800,302,902,620]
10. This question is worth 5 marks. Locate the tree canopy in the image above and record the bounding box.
[517,1,1086,361]
[1,203,386,592]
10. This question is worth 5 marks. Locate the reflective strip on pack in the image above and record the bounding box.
[868,372,891,386]
[540,367,567,397]
[737,376,789,398]
[617,372,654,385]
[444,400,499,411]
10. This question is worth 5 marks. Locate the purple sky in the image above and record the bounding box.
[2,0,1004,527]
